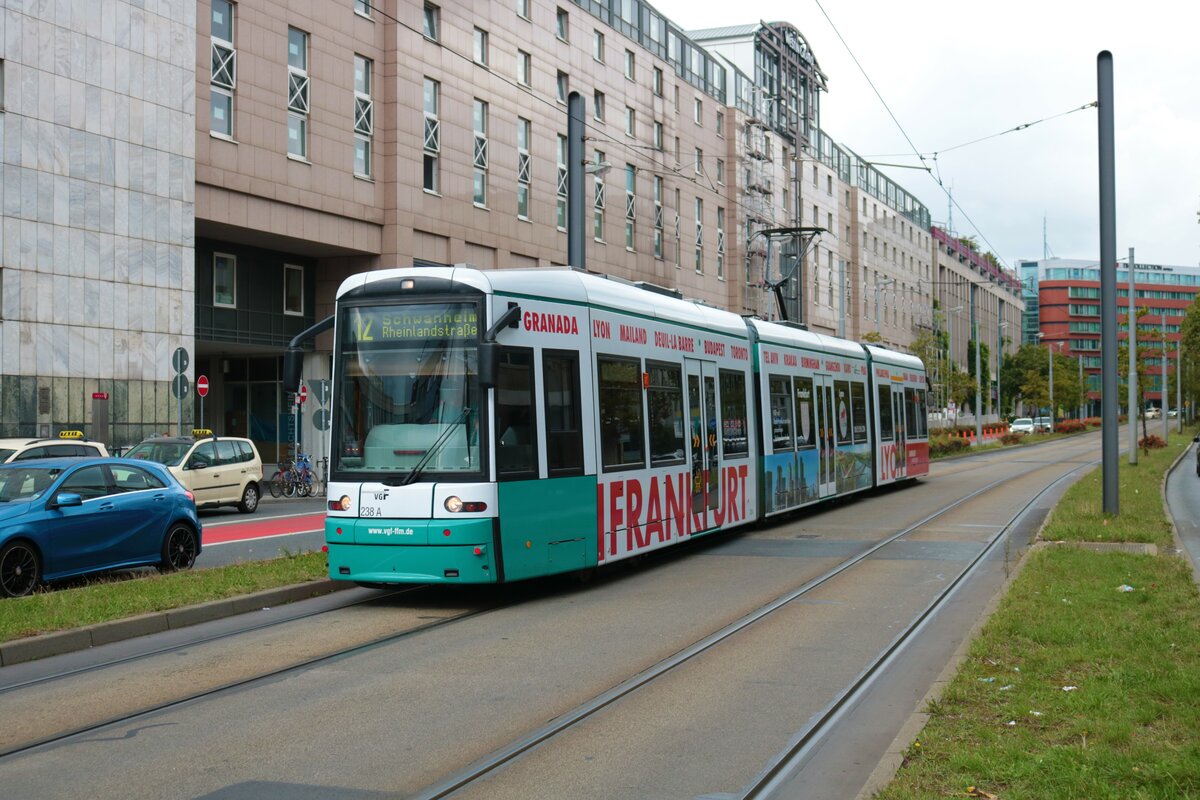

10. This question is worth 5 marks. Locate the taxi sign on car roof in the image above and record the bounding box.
[59,430,85,439]
[191,428,214,438]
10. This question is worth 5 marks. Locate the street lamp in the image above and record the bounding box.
[875,278,896,334]
[997,320,1009,420]
[947,305,964,422]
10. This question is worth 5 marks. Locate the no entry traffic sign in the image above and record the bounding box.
[296,384,308,404]
[197,374,210,398]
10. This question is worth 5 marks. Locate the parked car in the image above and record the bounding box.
[123,430,263,513]
[1144,407,1161,419]
[0,458,201,597]
[1168,408,1179,418]
[0,431,109,463]
[1009,417,1035,435]
[1033,417,1053,433]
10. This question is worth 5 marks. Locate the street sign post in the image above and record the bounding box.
[172,347,190,436]
[196,375,209,430]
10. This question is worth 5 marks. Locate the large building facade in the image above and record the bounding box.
[1020,257,1200,414]
[1,0,1025,461]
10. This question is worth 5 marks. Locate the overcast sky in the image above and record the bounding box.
[651,0,1200,271]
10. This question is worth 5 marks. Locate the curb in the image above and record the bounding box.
[0,579,351,667]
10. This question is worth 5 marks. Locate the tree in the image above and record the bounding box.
[1001,344,1050,415]
[947,368,979,421]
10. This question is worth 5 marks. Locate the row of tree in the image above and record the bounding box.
[897,301,1200,420]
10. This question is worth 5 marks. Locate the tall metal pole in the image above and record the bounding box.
[1078,354,1084,419]
[838,259,846,338]
[972,283,981,442]
[1163,312,1169,441]
[1048,343,1055,432]
[996,317,1003,421]
[1177,336,1183,433]
[567,91,586,269]
[1098,51,1119,513]
[1127,247,1137,464]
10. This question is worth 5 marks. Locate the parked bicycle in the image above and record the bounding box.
[267,453,320,498]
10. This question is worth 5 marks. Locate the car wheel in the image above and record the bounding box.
[159,524,199,572]
[238,482,260,513]
[0,541,41,598]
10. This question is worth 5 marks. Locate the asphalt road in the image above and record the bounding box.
[0,434,1106,800]
[195,496,327,568]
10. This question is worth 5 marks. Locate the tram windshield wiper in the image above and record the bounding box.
[401,407,472,487]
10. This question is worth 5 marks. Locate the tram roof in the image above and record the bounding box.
[862,344,924,371]
[341,266,750,338]
[748,318,866,360]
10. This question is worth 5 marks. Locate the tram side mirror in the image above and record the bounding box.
[283,348,304,396]
[478,342,499,389]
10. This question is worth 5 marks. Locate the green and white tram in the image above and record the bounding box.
[313,266,928,585]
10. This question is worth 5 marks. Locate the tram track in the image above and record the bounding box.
[408,443,1098,799]
[0,435,1100,798]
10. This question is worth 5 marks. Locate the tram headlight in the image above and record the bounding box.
[444,496,488,513]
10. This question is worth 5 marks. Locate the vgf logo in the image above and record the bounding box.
[373,490,389,501]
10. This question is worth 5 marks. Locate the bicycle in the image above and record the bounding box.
[268,458,298,498]
[293,453,315,498]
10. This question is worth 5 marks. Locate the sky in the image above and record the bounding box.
[650,0,1200,272]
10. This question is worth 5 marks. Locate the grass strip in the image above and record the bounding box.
[0,551,327,644]
[875,434,1200,799]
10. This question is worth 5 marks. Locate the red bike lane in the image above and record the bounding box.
[202,512,326,546]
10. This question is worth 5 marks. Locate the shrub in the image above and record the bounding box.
[999,432,1023,445]
[1139,434,1167,450]
[1055,419,1087,434]
[929,435,970,457]
[1085,416,1103,428]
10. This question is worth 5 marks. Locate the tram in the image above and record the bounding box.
[314,266,929,585]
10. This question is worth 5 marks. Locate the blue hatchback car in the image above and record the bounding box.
[0,458,202,598]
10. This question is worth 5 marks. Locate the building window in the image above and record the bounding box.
[556,134,568,230]
[210,0,235,137]
[517,117,531,220]
[423,3,439,39]
[556,71,568,103]
[694,97,702,124]
[593,151,606,241]
[353,55,373,177]
[473,99,489,206]
[517,0,530,19]
[624,49,635,79]
[674,187,681,267]
[354,0,371,17]
[214,254,237,308]
[556,7,568,40]
[694,147,702,175]
[517,49,531,87]
[716,158,724,185]
[593,90,604,121]
[593,30,605,61]
[284,264,304,315]
[652,66,663,96]
[423,77,440,192]
[625,106,635,137]
[625,164,636,250]
[716,110,724,136]
[694,197,703,273]
[286,27,309,159]
[473,27,488,66]
[653,175,664,259]
[652,120,663,150]
[716,207,725,279]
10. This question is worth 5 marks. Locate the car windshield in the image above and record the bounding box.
[125,441,192,466]
[0,466,63,503]
[0,449,14,462]
[1013,418,1032,425]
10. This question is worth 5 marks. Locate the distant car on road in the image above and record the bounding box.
[1168,408,1179,418]
[0,431,109,463]
[1145,407,1161,419]
[1033,417,1053,433]
[0,458,201,597]
[1009,418,1035,435]
[124,430,263,513]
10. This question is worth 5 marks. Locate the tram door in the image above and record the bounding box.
[814,374,837,497]
[892,388,907,478]
[685,359,720,522]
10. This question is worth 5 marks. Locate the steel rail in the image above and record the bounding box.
[408,445,1092,800]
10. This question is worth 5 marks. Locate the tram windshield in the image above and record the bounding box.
[333,302,482,480]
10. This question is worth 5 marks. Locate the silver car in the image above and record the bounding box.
[1009,418,1034,435]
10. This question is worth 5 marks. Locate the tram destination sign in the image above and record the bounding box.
[348,305,479,342]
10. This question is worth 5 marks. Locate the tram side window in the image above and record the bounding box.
[719,370,748,458]
[905,387,919,439]
[768,375,793,452]
[544,350,584,476]
[834,380,852,446]
[877,385,894,442]
[647,362,685,466]
[793,376,815,449]
[850,382,868,444]
[916,389,928,437]
[495,347,538,479]
[598,355,645,471]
